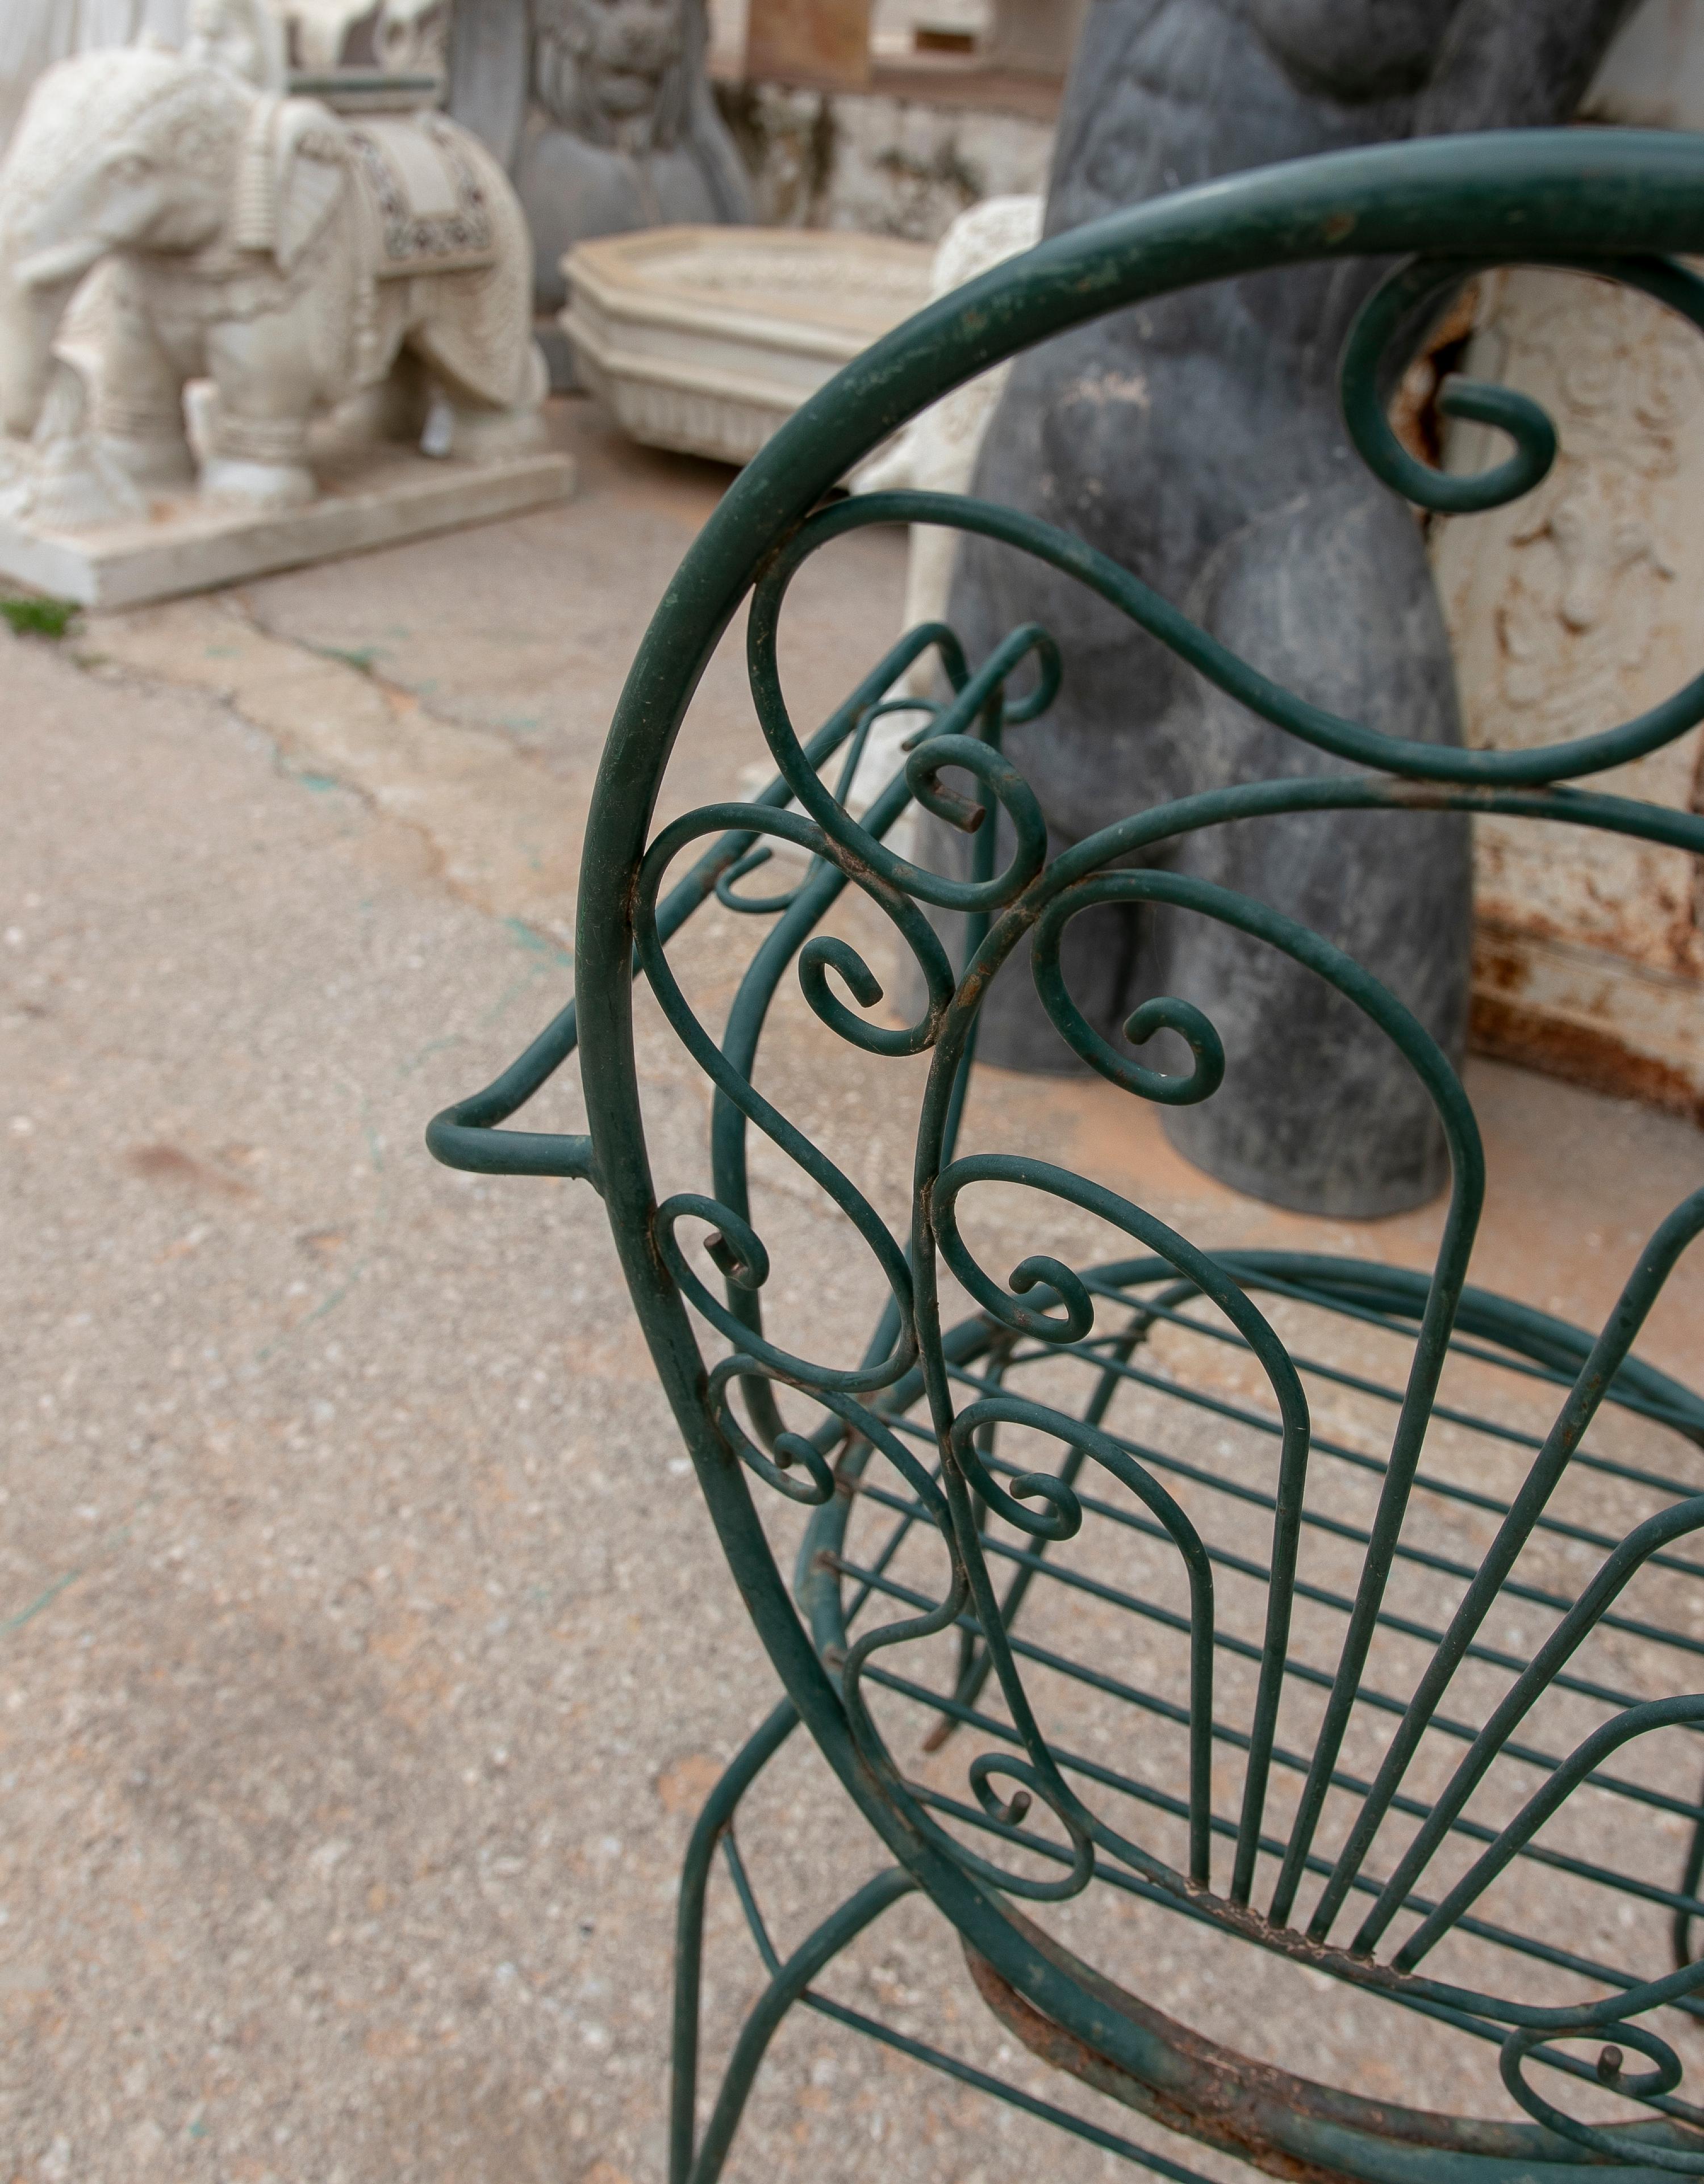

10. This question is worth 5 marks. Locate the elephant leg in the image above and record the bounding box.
[413,334,547,465]
[89,272,194,491]
[331,348,433,448]
[427,378,548,463]
[199,312,318,509]
[404,258,546,465]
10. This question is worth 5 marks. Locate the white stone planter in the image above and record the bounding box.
[559,225,933,465]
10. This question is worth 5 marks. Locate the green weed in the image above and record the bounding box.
[1,595,80,639]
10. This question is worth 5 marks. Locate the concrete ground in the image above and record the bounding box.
[3,395,1703,2184]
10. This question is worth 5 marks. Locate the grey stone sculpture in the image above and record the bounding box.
[448,0,751,386]
[945,0,1635,1216]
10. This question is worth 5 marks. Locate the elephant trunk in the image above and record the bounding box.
[0,240,81,442]
[0,108,111,442]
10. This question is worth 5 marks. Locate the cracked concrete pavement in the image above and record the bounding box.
[5,395,1704,2184]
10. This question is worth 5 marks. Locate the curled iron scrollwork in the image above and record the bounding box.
[431,162,1704,2165]
[628,241,1704,2132]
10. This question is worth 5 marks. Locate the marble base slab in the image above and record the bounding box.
[0,445,577,611]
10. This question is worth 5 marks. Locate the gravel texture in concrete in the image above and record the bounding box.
[5,397,1703,2184]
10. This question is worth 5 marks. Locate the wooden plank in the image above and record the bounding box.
[745,0,873,90]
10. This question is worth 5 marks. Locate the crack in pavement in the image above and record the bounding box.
[74,593,583,946]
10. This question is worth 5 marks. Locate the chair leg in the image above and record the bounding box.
[683,1865,920,2184]
[671,1702,800,2184]
[667,1709,1221,2179]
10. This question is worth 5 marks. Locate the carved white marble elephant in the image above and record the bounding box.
[0,36,545,509]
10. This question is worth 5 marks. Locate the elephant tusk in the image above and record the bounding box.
[11,236,108,292]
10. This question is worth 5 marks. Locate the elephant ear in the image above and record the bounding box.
[232,97,350,274]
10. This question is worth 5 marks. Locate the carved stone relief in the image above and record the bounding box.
[1432,266,1704,1108]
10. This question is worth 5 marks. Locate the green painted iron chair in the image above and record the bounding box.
[430,131,1704,2182]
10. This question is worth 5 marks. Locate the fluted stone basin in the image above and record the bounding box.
[559,224,933,465]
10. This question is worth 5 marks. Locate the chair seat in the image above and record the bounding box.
[964,1911,1704,2184]
[796,1252,1704,2173]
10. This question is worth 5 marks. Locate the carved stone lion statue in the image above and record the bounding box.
[448,0,752,384]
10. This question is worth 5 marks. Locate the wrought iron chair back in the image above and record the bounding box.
[431,129,1704,2183]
